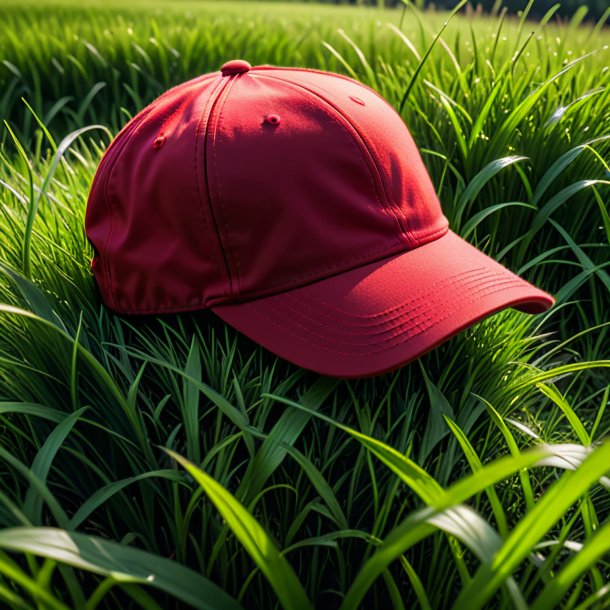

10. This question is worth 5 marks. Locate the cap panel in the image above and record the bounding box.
[86,112,147,309]
[85,80,199,308]
[263,68,448,243]
[208,73,409,299]
[89,75,229,314]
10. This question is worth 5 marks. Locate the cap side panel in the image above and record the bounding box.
[262,68,449,242]
[259,72,411,242]
[257,73,410,242]
[86,73,222,312]
[98,77,229,313]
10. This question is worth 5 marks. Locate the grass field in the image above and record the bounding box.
[0,1,609,608]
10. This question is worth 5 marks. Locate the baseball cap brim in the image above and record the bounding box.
[211,230,554,378]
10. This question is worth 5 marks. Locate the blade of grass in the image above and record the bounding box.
[167,450,314,610]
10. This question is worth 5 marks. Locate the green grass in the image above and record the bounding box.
[0,0,609,608]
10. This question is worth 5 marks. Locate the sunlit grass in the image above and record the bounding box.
[0,0,608,608]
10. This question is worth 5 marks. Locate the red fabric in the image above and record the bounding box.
[85,61,554,377]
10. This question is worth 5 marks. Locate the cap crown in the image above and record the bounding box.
[85,63,448,314]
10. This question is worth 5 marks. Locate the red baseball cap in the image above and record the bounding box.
[85,59,554,378]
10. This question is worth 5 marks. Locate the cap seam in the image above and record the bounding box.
[195,75,233,297]
[234,239,409,301]
[256,72,410,243]
[101,296,219,316]
[102,240,410,315]
[210,75,242,295]
[408,221,449,242]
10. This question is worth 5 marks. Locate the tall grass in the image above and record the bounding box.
[0,1,609,608]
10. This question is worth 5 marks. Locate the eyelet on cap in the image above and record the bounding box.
[153,135,166,149]
[265,114,281,126]
[349,96,366,106]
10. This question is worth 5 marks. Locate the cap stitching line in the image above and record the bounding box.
[285,266,496,324]
[258,71,414,241]
[281,270,508,334]
[287,267,489,321]
[293,262,515,320]
[244,278,528,357]
[194,76,228,294]
[279,273,522,338]
[403,220,450,242]
[256,73,407,242]
[104,295,222,315]
[243,278,525,356]
[283,278,526,349]
[104,242,412,314]
[255,65,413,121]
[115,241,413,314]
[211,75,242,294]
[298,83,412,239]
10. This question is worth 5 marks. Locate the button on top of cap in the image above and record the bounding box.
[220,59,251,76]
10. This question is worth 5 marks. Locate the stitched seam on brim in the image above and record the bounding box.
[243,278,531,356]
[289,267,494,322]
[281,270,509,333]
[276,274,524,341]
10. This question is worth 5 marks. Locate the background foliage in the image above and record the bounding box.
[310,0,610,22]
